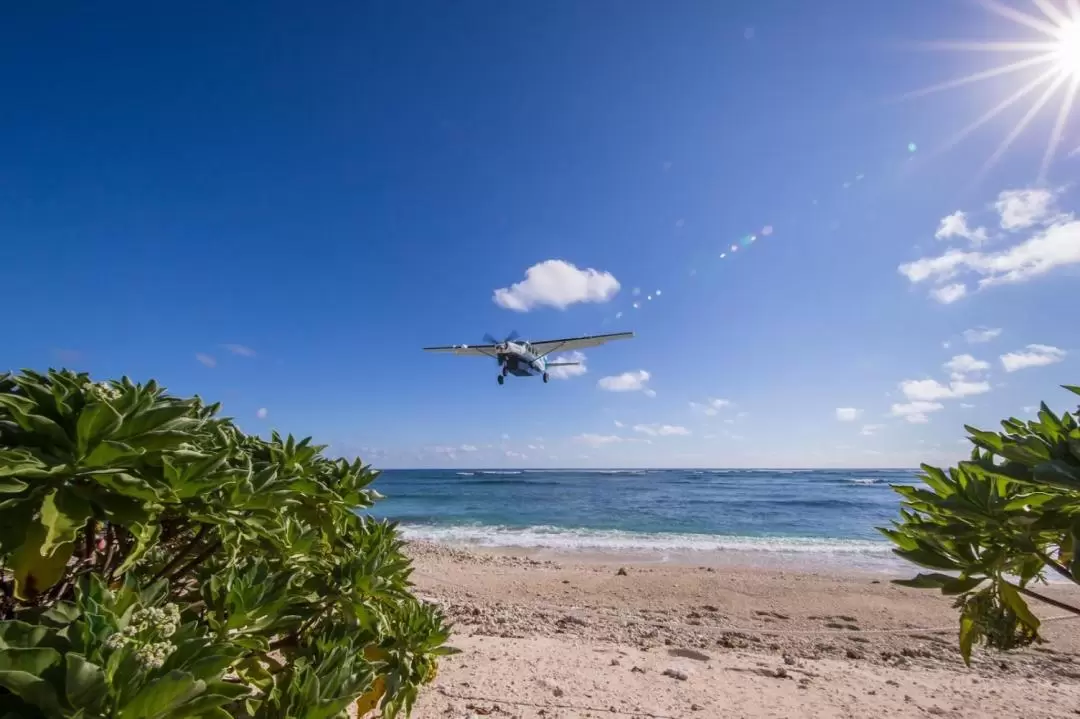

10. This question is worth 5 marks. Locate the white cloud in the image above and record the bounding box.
[900,219,1079,294]
[944,354,990,375]
[860,424,884,436]
[891,401,945,423]
[195,353,217,368]
[994,188,1061,231]
[547,351,588,379]
[574,433,649,448]
[501,433,510,440]
[899,189,1079,301]
[224,344,257,357]
[256,408,268,419]
[633,424,690,437]
[505,450,526,460]
[960,403,975,408]
[1000,344,1067,372]
[690,398,732,416]
[963,327,1002,343]
[613,420,624,428]
[900,378,991,402]
[493,260,620,311]
[936,211,988,245]
[598,370,651,393]
[643,388,657,398]
[930,283,968,304]
[460,444,478,452]
[835,408,862,422]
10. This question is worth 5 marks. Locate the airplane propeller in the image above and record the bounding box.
[483,330,519,346]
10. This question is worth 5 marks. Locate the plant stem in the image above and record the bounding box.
[1034,548,1075,584]
[102,524,118,578]
[151,524,209,582]
[169,539,221,583]
[1017,585,1080,617]
[82,519,96,562]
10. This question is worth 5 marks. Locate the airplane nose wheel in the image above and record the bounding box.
[543,372,549,383]
[497,375,505,385]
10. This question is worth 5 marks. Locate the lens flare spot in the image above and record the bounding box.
[908,142,918,153]
[655,289,662,296]
[632,302,640,309]
[761,225,773,236]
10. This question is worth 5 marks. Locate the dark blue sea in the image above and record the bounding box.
[368,468,923,571]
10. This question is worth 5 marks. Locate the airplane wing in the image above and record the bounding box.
[422,343,499,358]
[531,331,634,357]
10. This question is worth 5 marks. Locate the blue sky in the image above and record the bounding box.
[4,0,1080,468]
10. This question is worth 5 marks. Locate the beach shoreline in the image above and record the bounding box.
[398,540,1080,719]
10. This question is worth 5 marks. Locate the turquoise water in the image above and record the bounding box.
[368,468,922,568]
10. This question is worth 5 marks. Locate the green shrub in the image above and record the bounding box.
[880,384,1080,665]
[0,369,453,717]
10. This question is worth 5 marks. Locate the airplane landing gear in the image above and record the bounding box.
[497,375,505,385]
[543,372,549,383]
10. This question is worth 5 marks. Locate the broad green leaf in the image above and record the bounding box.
[0,477,28,494]
[76,401,123,455]
[893,572,984,595]
[1032,460,1080,490]
[893,546,962,571]
[65,654,108,711]
[0,669,64,714]
[0,621,50,650]
[0,647,61,674]
[998,581,1040,632]
[1062,384,1080,397]
[83,440,142,468]
[113,403,197,441]
[118,670,204,719]
[113,522,161,576]
[91,472,161,502]
[958,614,975,666]
[40,488,92,558]
[11,522,73,601]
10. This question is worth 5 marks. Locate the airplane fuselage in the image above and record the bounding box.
[496,341,547,377]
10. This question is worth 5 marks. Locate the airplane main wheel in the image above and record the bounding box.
[497,375,505,385]
[543,372,549,383]
[502,366,509,377]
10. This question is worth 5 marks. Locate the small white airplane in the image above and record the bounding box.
[423,330,634,385]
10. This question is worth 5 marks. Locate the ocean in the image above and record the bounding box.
[367,468,924,573]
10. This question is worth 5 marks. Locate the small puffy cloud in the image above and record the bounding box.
[255,408,268,419]
[994,188,1061,231]
[613,420,624,428]
[860,424,884,436]
[574,433,649,448]
[505,450,527,460]
[935,211,988,245]
[1000,344,1067,372]
[643,388,657,398]
[963,327,1002,344]
[944,354,990,375]
[547,351,588,379]
[900,378,991,402]
[930,283,968,304]
[598,370,651,393]
[689,398,732,416]
[835,408,862,422]
[633,424,690,437]
[460,444,478,452]
[891,401,945,423]
[224,344,257,357]
[195,353,217,368]
[493,260,620,311]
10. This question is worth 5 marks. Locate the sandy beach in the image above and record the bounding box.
[399,542,1080,719]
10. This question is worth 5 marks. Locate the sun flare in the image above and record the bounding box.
[902,0,1080,180]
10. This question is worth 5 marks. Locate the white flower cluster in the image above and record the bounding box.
[102,604,181,669]
[83,381,122,402]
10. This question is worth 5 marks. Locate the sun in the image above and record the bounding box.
[900,0,1080,181]
[1056,19,1080,76]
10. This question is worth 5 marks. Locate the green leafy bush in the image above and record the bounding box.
[880,384,1080,664]
[0,369,453,717]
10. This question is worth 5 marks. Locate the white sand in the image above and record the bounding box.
[397,543,1080,719]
